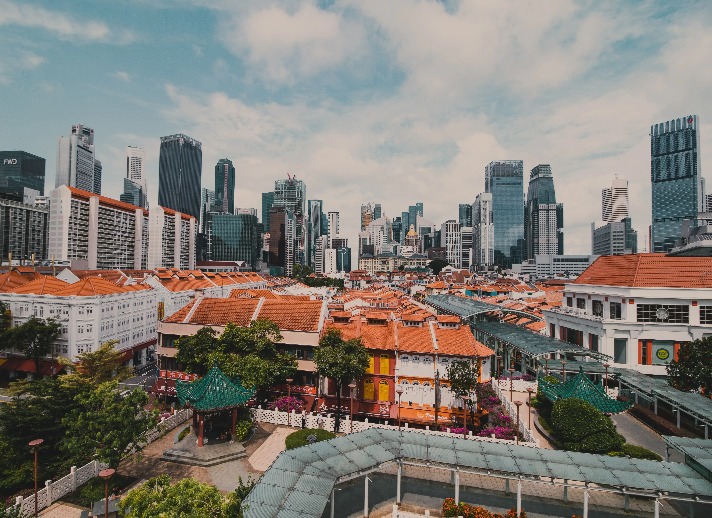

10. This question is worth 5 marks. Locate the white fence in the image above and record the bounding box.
[495,378,537,393]
[491,379,539,445]
[141,408,193,446]
[250,407,537,447]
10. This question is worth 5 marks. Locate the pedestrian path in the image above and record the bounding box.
[39,503,86,517]
[209,458,253,492]
[248,426,292,472]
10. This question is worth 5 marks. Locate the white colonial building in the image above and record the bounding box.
[543,255,712,375]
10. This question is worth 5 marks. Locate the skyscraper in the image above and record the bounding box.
[592,175,637,256]
[262,192,275,231]
[214,158,235,214]
[602,175,629,223]
[126,146,147,207]
[651,115,702,252]
[485,160,524,268]
[307,200,324,269]
[524,164,563,260]
[458,203,472,227]
[120,177,146,208]
[409,203,424,231]
[272,176,306,265]
[158,134,202,219]
[473,193,494,269]
[328,211,339,247]
[441,220,461,268]
[209,212,260,268]
[56,124,100,194]
[0,151,45,201]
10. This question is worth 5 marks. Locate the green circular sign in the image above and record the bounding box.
[656,348,670,360]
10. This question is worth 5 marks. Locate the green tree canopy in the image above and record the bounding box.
[667,337,712,395]
[290,263,313,283]
[61,340,133,384]
[0,301,10,335]
[428,258,449,275]
[446,359,480,404]
[174,326,218,376]
[61,381,157,468]
[119,475,254,518]
[8,317,61,374]
[551,398,624,454]
[313,329,369,432]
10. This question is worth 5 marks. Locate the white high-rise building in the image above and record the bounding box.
[473,193,494,268]
[460,226,473,270]
[56,124,99,194]
[126,146,147,202]
[328,211,339,247]
[441,220,461,268]
[602,175,630,223]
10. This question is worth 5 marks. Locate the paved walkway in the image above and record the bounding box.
[507,389,554,448]
[39,503,85,517]
[248,426,292,472]
[208,459,254,492]
[611,411,683,462]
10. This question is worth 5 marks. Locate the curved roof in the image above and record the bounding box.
[242,428,712,517]
[176,364,254,412]
[426,294,542,322]
[538,368,633,414]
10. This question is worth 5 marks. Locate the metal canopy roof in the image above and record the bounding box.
[474,321,611,360]
[425,294,542,322]
[242,428,712,517]
[663,436,712,477]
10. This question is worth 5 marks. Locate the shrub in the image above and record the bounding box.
[442,498,526,518]
[177,426,190,442]
[285,428,336,449]
[551,399,624,454]
[234,413,253,441]
[269,396,305,413]
[608,444,662,462]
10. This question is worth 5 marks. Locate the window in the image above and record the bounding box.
[610,302,622,320]
[640,340,649,365]
[576,298,586,309]
[592,300,603,317]
[378,380,389,401]
[614,338,627,364]
[589,334,599,352]
[701,306,712,324]
[379,354,389,375]
[637,304,689,324]
[566,297,573,307]
[363,379,375,400]
[367,354,374,374]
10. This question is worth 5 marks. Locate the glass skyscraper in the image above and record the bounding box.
[214,158,235,215]
[158,134,202,219]
[0,151,45,201]
[525,164,563,260]
[485,160,524,268]
[210,213,260,269]
[651,115,702,253]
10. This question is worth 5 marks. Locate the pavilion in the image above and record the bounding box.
[538,367,633,414]
[176,364,255,447]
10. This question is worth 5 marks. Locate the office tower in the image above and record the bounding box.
[262,192,275,230]
[158,133,202,219]
[328,211,339,246]
[592,218,638,256]
[268,207,295,276]
[485,160,524,268]
[214,158,235,214]
[56,124,99,194]
[120,178,146,208]
[473,192,494,269]
[272,176,306,266]
[458,203,472,227]
[336,247,351,273]
[93,159,102,195]
[209,213,260,269]
[602,175,630,223]
[0,197,49,263]
[392,217,402,243]
[440,220,461,268]
[361,204,374,231]
[307,200,324,268]
[651,115,702,252]
[200,188,215,234]
[126,146,147,207]
[400,211,410,243]
[460,226,473,270]
[0,151,45,201]
[524,164,564,260]
[409,203,424,231]
[706,194,712,213]
[373,204,382,221]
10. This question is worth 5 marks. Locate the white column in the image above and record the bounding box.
[563,480,568,503]
[330,489,335,518]
[676,409,681,428]
[583,489,589,518]
[454,470,460,504]
[516,479,522,516]
[654,498,660,518]
[396,461,402,504]
[364,476,369,517]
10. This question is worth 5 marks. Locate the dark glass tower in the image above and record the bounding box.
[0,151,45,201]
[158,134,202,219]
[458,203,472,227]
[651,115,702,252]
[485,160,524,268]
[525,164,564,260]
[210,213,259,269]
[214,158,235,214]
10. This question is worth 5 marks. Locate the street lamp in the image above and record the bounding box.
[286,378,294,427]
[348,382,357,433]
[514,401,522,445]
[396,385,404,430]
[28,439,43,518]
[98,468,116,518]
[508,368,515,401]
[526,387,534,429]
[603,363,610,394]
[461,395,470,439]
[544,357,549,375]
[560,360,567,381]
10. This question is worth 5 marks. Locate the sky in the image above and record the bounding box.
[2,0,712,256]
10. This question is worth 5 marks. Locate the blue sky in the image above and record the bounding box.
[2,0,712,254]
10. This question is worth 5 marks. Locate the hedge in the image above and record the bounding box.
[551,399,624,454]
[609,443,662,462]
[285,429,336,450]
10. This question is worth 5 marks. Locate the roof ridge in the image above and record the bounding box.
[428,321,438,351]
[251,297,266,322]
[183,297,202,323]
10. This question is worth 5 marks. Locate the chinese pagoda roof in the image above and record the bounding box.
[538,367,633,414]
[176,364,255,412]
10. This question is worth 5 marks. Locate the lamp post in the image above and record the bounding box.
[508,367,515,401]
[28,439,43,518]
[603,363,610,394]
[348,382,357,433]
[461,395,470,439]
[98,468,115,518]
[544,357,549,375]
[396,385,404,430]
[514,401,522,445]
[286,377,294,427]
[526,387,534,429]
[560,360,567,381]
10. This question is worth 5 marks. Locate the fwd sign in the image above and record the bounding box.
[3,159,17,165]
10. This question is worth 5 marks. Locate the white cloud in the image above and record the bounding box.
[113,71,131,83]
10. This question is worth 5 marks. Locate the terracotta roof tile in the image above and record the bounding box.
[256,300,324,332]
[52,277,136,296]
[326,320,397,350]
[9,276,69,294]
[0,271,41,292]
[168,298,258,326]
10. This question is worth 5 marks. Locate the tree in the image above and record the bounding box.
[667,337,712,394]
[175,326,218,376]
[0,503,21,518]
[428,258,449,275]
[62,340,133,384]
[551,398,624,454]
[0,301,10,335]
[313,329,369,432]
[9,317,61,375]
[291,264,313,283]
[61,381,158,468]
[447,359,480,403]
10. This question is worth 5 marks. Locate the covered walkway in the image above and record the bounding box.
[425,294,542,322]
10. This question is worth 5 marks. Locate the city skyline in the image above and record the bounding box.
[2,1,712,254]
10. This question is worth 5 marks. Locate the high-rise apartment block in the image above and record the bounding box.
[0,197,49,263]
[460,226,473,270]
[56,124,101,194]
[525,164,563,260]
[214,158,235,215]
[158,134,202,220]
[328,211,339,246]
[0,151,46,202]
[441,220,461,268]
[473,193,494,269]
[485,160,524,268]
[650,115,702,252]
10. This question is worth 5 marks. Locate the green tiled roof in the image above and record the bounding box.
[539,367,633,414]
[176,364,255,412]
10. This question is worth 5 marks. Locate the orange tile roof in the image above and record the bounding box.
[67,186,149,216]
[0,271,41,292]
[364,311,389,321]
[165,298,258,326]
[9,276,69,294]
[326,319,397,350]
[436,315,460,323]
[256,300,323,332]
[51,277,137,296]
[574,254,712,288]
[159,278,215,292]
[230,289,280,299]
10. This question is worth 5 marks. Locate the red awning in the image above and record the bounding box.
[0,358,64,376]
[302,394,316,412]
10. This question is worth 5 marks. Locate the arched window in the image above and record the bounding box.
[380,354,390,375]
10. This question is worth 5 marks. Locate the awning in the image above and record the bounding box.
[302,394,316,412]
[0,357,64,376]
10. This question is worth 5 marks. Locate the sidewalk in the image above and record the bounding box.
[248,426,293,472]
[502,388,554,448]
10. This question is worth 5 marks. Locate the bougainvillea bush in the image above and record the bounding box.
[442,498,526,518]
[269,396,304,413]
[477,426,517,440]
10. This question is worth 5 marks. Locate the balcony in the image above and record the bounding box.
[549,306,604,322]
